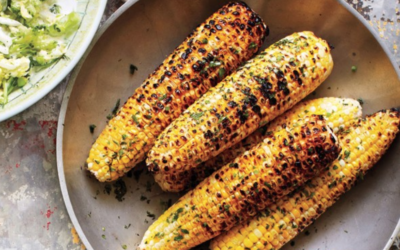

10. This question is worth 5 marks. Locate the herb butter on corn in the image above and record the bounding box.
[86,2,268,181]
[139,115,341,250]
[185,97,362,190]
[210,109,400,250]
[148,31,334,192]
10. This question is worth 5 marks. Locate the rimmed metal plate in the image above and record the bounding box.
[57,0,400,249]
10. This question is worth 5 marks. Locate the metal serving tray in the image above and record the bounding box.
[57,0,400,249]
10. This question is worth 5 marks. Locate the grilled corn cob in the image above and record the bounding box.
[85,2,267,182]
[147,31,334,191]
[185,97,361,190]
[210,108,400,250]
[139,115,341,250]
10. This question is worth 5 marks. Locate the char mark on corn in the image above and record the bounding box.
[147,32,335,192]
[210,109,400,250]
[186,97,361,189]
[139,114,341,250]
[86,2,268,181]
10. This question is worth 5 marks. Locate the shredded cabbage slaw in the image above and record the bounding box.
[0,0,80,104]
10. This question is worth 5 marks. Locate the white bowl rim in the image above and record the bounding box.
[0,0,108,122]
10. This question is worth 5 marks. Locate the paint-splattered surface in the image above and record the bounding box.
[0,0,399,249]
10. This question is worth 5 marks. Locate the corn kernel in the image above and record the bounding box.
[243,238,253,248]
[249,232,258,243]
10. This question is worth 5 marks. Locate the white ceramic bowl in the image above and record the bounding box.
[0,0,107,122]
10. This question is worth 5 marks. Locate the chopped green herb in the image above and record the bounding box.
[333,165,339,170]
[145,114,152,119]
[174,235,183,242]
[112,99,120,115]
[181,229,189,234]
[276,55,284,62]
[160,199,173,211]
[122,245,127,250]
[122,134,127,140]
[202,38,208,44]
[165,106,170,111]
[159,94,167,100]
[344,150,350,159]
[274,38,290,46]
[140,195,147,201]
[328,180,337,189]
[131,114,139,124]
[224,204,231,212]
[155,232,165,238]
[130,64,138,74]
[351,66,357,72]
[124,224,131,229]
[190,112,204,121]
[249,42,257,49]
[146,211,156,220]
[264,182,272,188]
[218,68,225,80]
[102,234,106,239]
[209,60,222,67]
[357,98,364,105]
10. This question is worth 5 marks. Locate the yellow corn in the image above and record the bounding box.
[85,2,268,181]
[210,108,400,250]
[186,97,362,190]
[139,114,341,250]
[147,31,334,191]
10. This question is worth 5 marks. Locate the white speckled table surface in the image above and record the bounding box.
[0,0,399,249]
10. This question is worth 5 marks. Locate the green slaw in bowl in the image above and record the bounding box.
[0,0,80,104]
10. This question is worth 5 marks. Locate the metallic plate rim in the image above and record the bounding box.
[56,1,400,249]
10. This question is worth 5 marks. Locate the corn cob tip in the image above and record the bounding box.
[387,107,400,118]
[229,1,269,38]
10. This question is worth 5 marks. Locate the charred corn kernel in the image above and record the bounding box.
[148,32,336,191]
[187,97,361,190]
[139,115,340,250]
[210,109,400,250]
[85,2,267,182]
